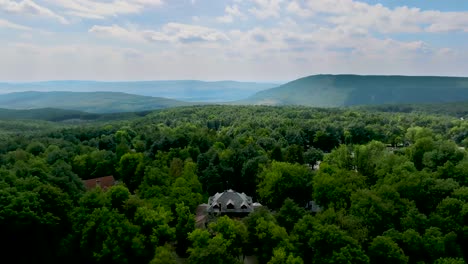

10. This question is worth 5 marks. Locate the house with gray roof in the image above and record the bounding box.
[206,189,261,216]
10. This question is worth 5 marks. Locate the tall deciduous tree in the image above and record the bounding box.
[258,161,313,209]
[117,152,145,192]
[175,203,195,256]
[368,236,408,264]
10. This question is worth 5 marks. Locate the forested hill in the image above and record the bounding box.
[242,74,468,107]
[0,80,277,102]
[0,91,193,113]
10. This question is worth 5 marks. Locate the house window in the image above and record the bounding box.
[227,202,235,209]
[241,204,248,209]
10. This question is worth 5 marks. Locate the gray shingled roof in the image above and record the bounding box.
[207,189,254,213]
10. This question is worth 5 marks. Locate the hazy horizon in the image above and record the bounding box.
[0,79,281,101]
[3,73,468,84]
[0,79,284,84]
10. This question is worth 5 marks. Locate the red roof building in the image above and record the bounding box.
[83,176,116,190]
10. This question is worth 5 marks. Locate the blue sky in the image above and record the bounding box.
[1,0,468,82]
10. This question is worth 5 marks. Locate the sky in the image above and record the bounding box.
[1,0,468,82]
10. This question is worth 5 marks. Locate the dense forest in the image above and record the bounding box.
[1,105,468,264]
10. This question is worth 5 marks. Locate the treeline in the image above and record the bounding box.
[0,105,467,263]
[356,101,468,118]
[0,107,153,122]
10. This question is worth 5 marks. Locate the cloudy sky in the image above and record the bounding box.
[1,0,468,82]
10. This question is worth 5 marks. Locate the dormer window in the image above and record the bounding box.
[226,199,235,209]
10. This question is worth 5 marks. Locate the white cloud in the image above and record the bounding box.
[217,4,245,23]
[217,15,233,23]
[89,24,147,42]
[425,12,468,33]
[163,23,230,43]
[216,15,234,23]
[3,33,465,82]
[249,0,282,19]
[45,0,163,19]
[89,23,230,44]
[286,1,312,18]
[1,0,467,81]
[0,18,31,30]
[220,22,437,71]
[0,0,68,24]
[287,0,468,33]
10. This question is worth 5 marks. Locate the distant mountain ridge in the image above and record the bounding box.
[4,75,468,113]
[242,74,468,107]
[0,91,192,113]
[0,80,277,102]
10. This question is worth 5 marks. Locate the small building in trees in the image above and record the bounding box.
[305,200,322,213]
[83,175,116,190]
[206,189,261,216]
